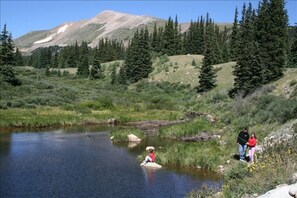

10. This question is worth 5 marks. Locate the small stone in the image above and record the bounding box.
[289,172,297,184]
[289,183,297,197]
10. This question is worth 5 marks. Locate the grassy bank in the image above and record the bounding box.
[0,107,181,128]
[156,141,226,171]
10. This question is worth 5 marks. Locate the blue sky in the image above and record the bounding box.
[1,0,296,39]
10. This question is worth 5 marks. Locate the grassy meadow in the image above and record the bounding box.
[1,54,297,197]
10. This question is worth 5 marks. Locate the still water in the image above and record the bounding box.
[0,126,222,197]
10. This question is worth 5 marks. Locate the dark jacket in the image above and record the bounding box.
[237,131,249,145]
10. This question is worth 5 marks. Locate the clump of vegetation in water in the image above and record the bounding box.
[110,127,144,142]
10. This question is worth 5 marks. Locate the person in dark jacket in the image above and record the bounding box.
[237,127,249,161]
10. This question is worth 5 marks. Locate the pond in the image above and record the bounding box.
[0,126,222,197]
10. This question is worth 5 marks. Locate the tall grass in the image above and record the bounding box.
[156,141,226,171]
[0,106,182,128]
[159,118,216,139]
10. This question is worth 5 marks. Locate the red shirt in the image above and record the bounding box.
[149,153,156,162]
[248,138,257,147]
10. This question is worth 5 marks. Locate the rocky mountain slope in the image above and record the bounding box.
[14,10,231,54]
[14,10,163,53]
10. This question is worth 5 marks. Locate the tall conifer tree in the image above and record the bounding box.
[230,7,239,61]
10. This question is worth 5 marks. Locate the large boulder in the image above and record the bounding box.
[257,183,297,198]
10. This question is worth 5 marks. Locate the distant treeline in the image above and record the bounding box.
[23,39,126,69]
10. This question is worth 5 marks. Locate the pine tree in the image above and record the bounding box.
[221,26,230,63]
[231,3,263,96]
[191,59,197,66]
[110,63,117,85]
[151,22,158,52]
[267,0,289,80]
[15,48,23,66]
[0,24,15,66]
[162,17,176,55]
[38,48,49,68]
[77,55,89,77]
[256,0,288,82]
[197,16,205,54]
[213,24,223,64]
[45,65,50,76]
[90,50,102,79]
[197,42,217,92]
[197,17,217,92]
[51,52,59,68]
[125,28,152,83]
[173,15,182,55]
[117,64,127,85]
[0,24,21,86]
[289,25,297,67]
[230,7,239,61]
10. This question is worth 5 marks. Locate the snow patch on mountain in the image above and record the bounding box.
[34,24,70,44]
[57,24,69,34]
[34,33,56,44]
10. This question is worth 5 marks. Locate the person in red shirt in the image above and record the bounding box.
[141,149,156,165]
[247,132,257,163]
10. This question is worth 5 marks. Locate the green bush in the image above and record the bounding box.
[79,98,114,110]
[158,54,169,64]
[289,80,297,87]
[293,123,297,134]
[147,95,178,110]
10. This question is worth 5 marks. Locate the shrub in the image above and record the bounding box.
[158,54,169,64]
[289,79,297,87]
[79,98,114,110]
[147,95,178,110]
[293,123,297,134]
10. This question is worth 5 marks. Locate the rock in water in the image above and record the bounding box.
[141,162,162,168]
[127,134,141,142]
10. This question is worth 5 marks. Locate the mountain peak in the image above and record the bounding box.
[15,9,159,53]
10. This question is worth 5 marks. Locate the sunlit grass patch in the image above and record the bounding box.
[159,118,217,139]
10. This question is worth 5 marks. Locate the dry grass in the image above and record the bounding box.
[149,55,202,86]
[214,62,236,90]
[149,55,236,88]
[272,68,297,96]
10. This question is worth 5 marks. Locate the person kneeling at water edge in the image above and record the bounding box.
[141,149,156,165]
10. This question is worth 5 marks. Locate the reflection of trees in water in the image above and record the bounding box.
[0,133,12,154]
